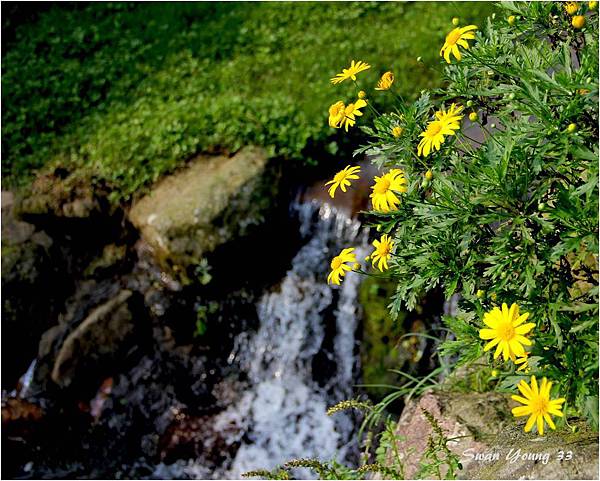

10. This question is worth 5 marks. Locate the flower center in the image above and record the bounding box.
[446,29,462,46]
[330,102,345,116]
[378,244,391,256]
[344,103,355,116]
[331,257,343,270]
[427,122,443,136]
[374,178,391,194]
[334,172,348,183]
[498,320,516,341]
[532,397,549,416]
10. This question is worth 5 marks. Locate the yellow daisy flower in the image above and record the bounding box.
[324,165,361,198]
[330,60,371,85]
[375,71,394,90]
[479,303,535,361]
[440,25,477,63]
[370,234,394,271]
[435,103,464,125]
[370,169,408,212]
[564,1,579,15]
[417,119,460,157]
[511,376,566,435]
[328,101,346,128]
[392,126,403,138]
[515,352,530,372]
[340,99,368,131]
[328,248,357,285]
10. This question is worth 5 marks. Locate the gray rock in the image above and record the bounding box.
[128,146,280,273]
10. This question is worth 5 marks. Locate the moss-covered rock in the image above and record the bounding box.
[358,276,428,402]
[15,169,105,220]
[128,146,281,278]
[83,244,128,278]
[383,391,599,480]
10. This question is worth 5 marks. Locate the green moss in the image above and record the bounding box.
[83,244,127,278]
[359,276,408,401]
[2,2,496,199]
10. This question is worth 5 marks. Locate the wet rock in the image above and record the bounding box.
[14,168,133,283]
[1,396,46,478]
[158,408,241,465]
[48,289,145,388]
[2,397,44,427]
[1,191,59,388]
[128,147,280,276]
[383,391,599,480]
[83,243,128,278]
[33,286,149,393]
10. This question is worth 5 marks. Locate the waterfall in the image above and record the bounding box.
[151,200,369,480]
[221,201,369,478]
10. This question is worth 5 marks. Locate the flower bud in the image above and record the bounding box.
[590,1,598,10]
[466,100,474,108]
[469,112,478,122]
[476,289,485,298]
[425,170,433,181]
[567,123,577,133]
[572,15,586,28]
[452,17,460,26]
[490,123,496,129]
[508,15,516,25]
[358,90,367,99]
[491,370,498,377]
[392,126,404,138]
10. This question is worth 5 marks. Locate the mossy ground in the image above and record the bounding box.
[2,2,496,201]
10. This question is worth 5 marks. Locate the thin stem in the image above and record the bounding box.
[388,85,407,113]
[353,79,382,116]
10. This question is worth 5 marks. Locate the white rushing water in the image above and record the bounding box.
[222,201,369,478]
[154,200,369,480]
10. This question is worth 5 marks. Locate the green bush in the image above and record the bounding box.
[2,2,495,199]
[353,0,598,429]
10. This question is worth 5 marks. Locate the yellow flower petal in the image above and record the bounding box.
[524,414,536,432]
[512,405,532,417]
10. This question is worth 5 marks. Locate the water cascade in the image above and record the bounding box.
[158,200,369,479]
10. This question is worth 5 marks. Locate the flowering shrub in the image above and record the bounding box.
[326,0,598,436]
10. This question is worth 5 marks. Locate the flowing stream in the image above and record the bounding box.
[157,200,370,479]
